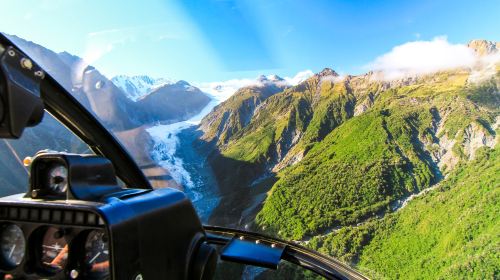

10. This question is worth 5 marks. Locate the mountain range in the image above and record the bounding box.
[1,35,212,192]
[1,34,498,279]
[8,35,210,130]
[199,39,499,279]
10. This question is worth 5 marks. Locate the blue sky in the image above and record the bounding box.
[1,0,499,82]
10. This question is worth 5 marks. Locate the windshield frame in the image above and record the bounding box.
[204,225,368,280]
[0,31,371,280]
[0,33,152,190]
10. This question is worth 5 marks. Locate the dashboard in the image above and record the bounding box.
[0,36,219,280]
[0,205,109,279]
[0,152,212,280]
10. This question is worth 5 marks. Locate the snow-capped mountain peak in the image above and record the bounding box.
[267,74,285,82]
[111,75,175,101]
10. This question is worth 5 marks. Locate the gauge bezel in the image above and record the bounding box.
[32,157,69,199]
[81,229,111,279]
[0,223,26,270]
[29,226,72,277]
[40,226,69,273]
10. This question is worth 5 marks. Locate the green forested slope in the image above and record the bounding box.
[256,70,498,240]
[307,147,499,279]
[200,40,499,279]
[214,69,355,167]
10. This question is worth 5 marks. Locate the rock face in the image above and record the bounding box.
[462,120,498,159]
[81,68,140,130]
[467,39,499,56]
[199,77,289,145]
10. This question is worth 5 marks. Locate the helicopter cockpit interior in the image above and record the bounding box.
[0,33,365,280]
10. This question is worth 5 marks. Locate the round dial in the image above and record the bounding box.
[40,227,68,272]
[48,164,68,194]
[84,230,110,277]
[0,224,26,267]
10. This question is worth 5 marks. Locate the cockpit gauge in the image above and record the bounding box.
[47,164,68,194]
[0,224,25,268]
[40,227,68,273]
[84,229,110,278]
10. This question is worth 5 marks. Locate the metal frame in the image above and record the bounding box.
[204,226,369,280]
[0,33,152,190]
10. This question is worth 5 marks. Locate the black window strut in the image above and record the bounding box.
[0,33,152,190]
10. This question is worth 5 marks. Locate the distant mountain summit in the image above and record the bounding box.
[257,74,285,83]
[111,75,175,101]
[317,67,339,77]
[7,34,211,129]
[467,39,499,56]
[137,80,211,123]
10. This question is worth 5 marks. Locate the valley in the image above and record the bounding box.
[185,39,500,278]
[1,34,498,279]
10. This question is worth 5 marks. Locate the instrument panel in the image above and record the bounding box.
[0,206,110,279]
[0,153,213,280]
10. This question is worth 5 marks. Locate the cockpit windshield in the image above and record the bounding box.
[0,113,92,197]
[1,1,499,279]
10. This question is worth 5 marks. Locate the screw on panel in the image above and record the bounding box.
[34,70,45,79]
[70,269,79,279]
[20,58,33,70]
[23,157,32,167]
[135,273,143,280]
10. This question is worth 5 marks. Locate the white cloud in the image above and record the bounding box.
[366,37,478,80]
[83,29,136,65]
[320,74,345,84]
[284,70,314,85]
[468,51,500,83]
[195,78,262,102]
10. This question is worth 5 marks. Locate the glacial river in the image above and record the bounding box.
[145,95,225,222]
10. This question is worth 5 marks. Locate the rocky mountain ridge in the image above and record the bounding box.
[467,39,500,56]
[198,40,499,234]
[196,41,499,279]
[199,75,290,145]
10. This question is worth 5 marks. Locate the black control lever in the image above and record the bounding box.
[220,235,285,269]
